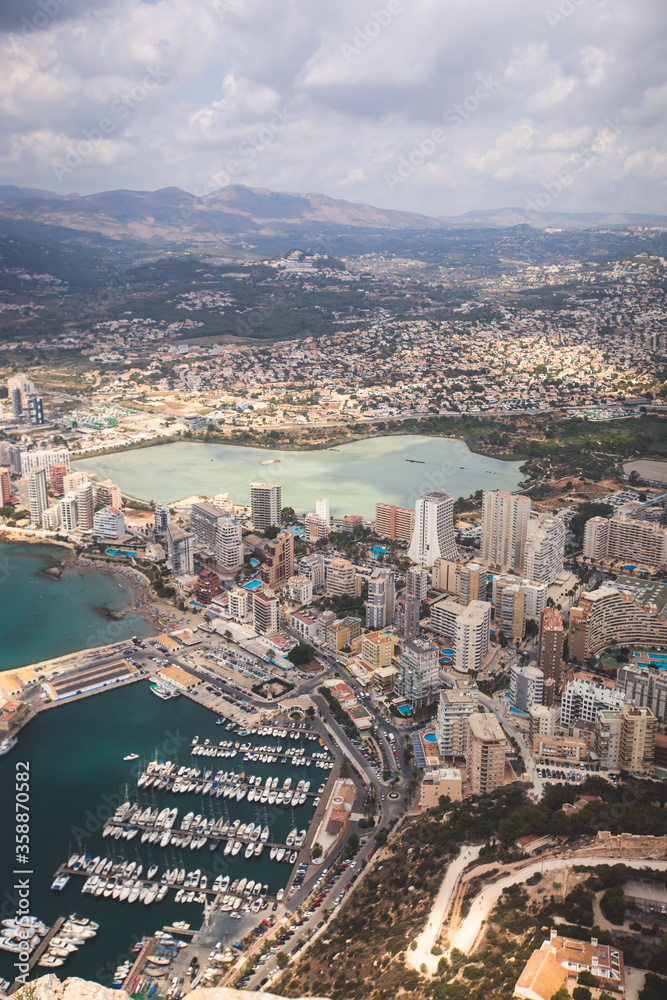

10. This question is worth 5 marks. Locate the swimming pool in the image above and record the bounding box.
[423,733,437,743]
[243,579,263,591]
[105,548,137,557]
[250,558,260,567]
[440,656,452,664]
[622,565,636,571]
[371,545,388,555]
[649,653,667,665]
[441,648,454,655]
[397,705,411,716]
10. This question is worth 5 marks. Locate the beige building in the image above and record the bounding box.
[375,502,414,542]
[325,557,361,597]
[584,512,667,568]
[569,586,667,659]
[467,713,506,796]
[419,767,463,808]
[481,490,531,573]
[359,631,396,670]
[537,607,564,703]
[436,687,478,758]
[459,561,487,605]
[432,556,460,594]
[261,529,294,590]
[619,704,656,774]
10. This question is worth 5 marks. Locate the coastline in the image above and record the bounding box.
[0,525,77,552]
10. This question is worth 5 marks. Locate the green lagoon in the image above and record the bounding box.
[75,435,524,517]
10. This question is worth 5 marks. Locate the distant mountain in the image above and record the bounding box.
[0,184,664,245]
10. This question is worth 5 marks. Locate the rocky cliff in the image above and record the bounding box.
[13,976,329,1000]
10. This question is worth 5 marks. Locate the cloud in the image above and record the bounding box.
[0,0,665,214]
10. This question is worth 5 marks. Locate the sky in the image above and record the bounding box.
[1,0,666,216]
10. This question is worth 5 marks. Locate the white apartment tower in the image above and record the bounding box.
[481,491,531,573]
[215,516,244,572]
[523,514,566,585]
[250,483,282,531]
[408,490,457,568]
[27,468,48,526]
[315,498,330,523]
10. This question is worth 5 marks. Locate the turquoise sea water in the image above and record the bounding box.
[74,435,524,518]
[0,543,153,672]
[0,684,320,986]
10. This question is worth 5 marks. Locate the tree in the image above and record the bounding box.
[550,990,571,1000]
[340,758,351,779]
[572,988,591,1000]
[288,643,315,667]
[276,951,289,968]
[375,828,388,846]
[311,843,322,859]
[577,972,597,988]
[281,506,296,524]
[264,524,280,539]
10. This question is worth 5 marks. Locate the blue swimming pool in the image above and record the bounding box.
[371,545,388,555]
[250,558,260,566]
[441,648,454,655]
[622,565,636,571]
[440,656,452,664]
[423,733,437,743]
[397,705,411,716]
[105,548,137,557]
[243,579,263,591]
[649,653,667,665]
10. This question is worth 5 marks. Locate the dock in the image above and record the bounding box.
[8,916,65,993]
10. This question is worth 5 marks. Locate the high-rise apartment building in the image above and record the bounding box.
[27,395,45,425]
[41,505,61,531]
[395,637,440,707]
[528,704,555,743]
[396,592,421,638]
[0,467,11,505]
[62,471,86,494]
[510,663,544,712]
[595,710,622,771]
[459,561,487,606]
[429,598,491,673]
[94,479,122,510]
[305,512,330,540]
[523,514,565,584]
[253,589,280,635]
[492,574,548,638]
[27,469,48,526]
[560,677,626,727]
[315,498,330,523]
[59,492,78,531]
[431,557,460,594]
[407,490,457,568]
[250,483,281,531]
[619,705,656,774]
[436,686,478,758]
[584,513,667,568]
[537,607,564,701]
[215,517,244,572]
[481,491,531,573]
[365,568,395,629]
[406,566,429,601]
[299,552,326,592]
[375,502,415,543]
[189,501,229,551]
[7,373,35,407]
[467,713,506,796]
[325,557,360,597]
[75,482,95,531]
[49,464,68,497]
[21,449,70,477]
[10,386,22,418]
[228,587,250,622]
[261,529,294,590]
[154,503,171,533]
[166,524,194,576]
[93,506,126,540]
[569,586,667,660]
[617,663,667,723]
[0,442,22,475]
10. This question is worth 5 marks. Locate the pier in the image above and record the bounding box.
[8,916,66,993]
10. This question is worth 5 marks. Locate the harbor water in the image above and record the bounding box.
[0,683,323,986]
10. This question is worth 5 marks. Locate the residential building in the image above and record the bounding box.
[406,565,429,601]
[395,637,440,707]
[407,490,457,568]
[10,385,22,418]
[20,448,70,477]
[375,502,415,542]
[617,663,667,723]
[359,632,395,671]
[467,713,506,796]
[365,568,395,629]
[315,497,330,523]
[396,592,421,638]
[436,686,478,758]
[261,529,294,590]
[194,569,221,604]
[523,514,566,585]
[514,928,625,1000]
[41,505,61,531]
[215,516,244,572]
[228,587,250,622]
[7,373,35,406]
[93,506,125,540]
[190,500,229,551]
[584,512,667,568]
[431,556,460,594]
[493,574,548,620]
[250,482,281,530]
[299,552,325,591]
[305,512,329,540]
[166,524,194,576]
[253,589,280,635]
[285,574,313,604]
[0,467,11,505]
[569,586,667,659]
[510,663,544,712]
[325,616,362,654]
[532,733,587,765]
[537,607,564,701]
[27,468,48,526]
[94,479,122,510]
[0,442,22,475]
[528,704,555,742]
[289,609,320,642]
[62,471,86,494]
[326,557,360,597]
[154,503,171,533]
[560,677,627,727]
[619,705,656,774]
[595,709,622,771]
[418,768,463,808]
[429,598,491,673]
[49,464,68,497]
[459,561,487,606]
[59,492,78,531]
[27,395,44,425]
[495,582,526,640]
[480,490,531,573]
[75,482,95,531]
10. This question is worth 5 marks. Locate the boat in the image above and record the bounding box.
[123,753,140,761]
[0,737,18,756]
[51,874,70,891]
[276,888,284,901]
[150,682,180,700]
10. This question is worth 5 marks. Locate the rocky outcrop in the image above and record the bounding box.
[14,977,331,1000]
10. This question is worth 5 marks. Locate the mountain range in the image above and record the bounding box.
[0,183,664,246]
